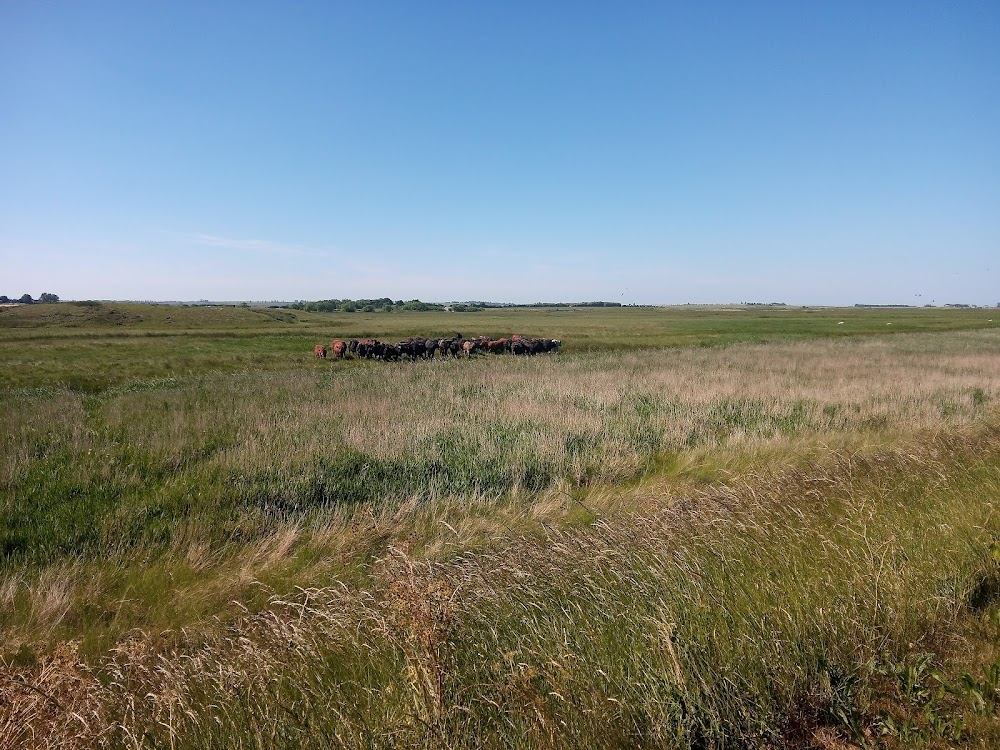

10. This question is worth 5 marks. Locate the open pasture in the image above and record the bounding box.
[1,301,996,392]
[3,303,1000,748]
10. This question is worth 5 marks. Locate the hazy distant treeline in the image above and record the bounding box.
[289,298,623,313]
[289,298,483,313]
[0,292,59,304]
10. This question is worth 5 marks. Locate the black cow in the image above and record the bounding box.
[409,337,428,359]
[437,337,462,358]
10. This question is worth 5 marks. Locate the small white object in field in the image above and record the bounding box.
[838,321,844,324]
[887,322,892,325]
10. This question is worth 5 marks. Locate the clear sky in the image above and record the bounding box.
[2,1,998,305]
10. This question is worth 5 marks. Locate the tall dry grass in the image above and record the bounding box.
[5,330,999,494]
[2,331,999,649]
[4,424,999,748]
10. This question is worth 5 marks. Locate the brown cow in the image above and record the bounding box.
[330,340,347,359]
[314,344,327,359]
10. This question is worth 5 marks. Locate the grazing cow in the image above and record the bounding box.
[437,337,462,358]
[382,342,401,361]
[324,333,562,362]
[449,334,466,357]
[486,338,509,354]
[359,339,393,360]
[469,337,490,354]
[396,337,427,360]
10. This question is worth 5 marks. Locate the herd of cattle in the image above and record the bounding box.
[313,334,562,361]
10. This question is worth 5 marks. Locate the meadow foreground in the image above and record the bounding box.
[2,304,1000,748]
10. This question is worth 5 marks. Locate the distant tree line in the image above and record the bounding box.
[0,292,59,304]
[515,301,623,308]
[288,298,626,312]
[289,298,485,313]
[464,301,623,308]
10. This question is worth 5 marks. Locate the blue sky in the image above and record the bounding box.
[2,1,997,304]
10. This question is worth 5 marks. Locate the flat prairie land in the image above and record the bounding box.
[2,302,1000,749]
[1,301,996,391]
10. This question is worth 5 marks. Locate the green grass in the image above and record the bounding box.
[12,426,1000,749]
[3,302,1000,747]
[4,330,997,575]
[2,301,997,392]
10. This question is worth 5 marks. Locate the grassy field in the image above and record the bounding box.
[2,302,1000,748]
[1,301,996,392]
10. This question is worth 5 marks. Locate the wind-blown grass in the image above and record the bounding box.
[3,331,998,570]
[4,309,1000,747]
[5,426,1000,749]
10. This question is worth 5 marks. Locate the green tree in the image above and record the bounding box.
[39,292,59,303]
[18,294,33,304]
